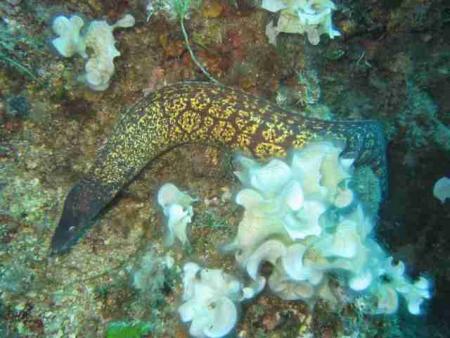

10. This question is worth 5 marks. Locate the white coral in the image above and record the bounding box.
[226,141,431,315]
[51,14,135,91]
[171,140,430,338]
[157,183,195,246]
[433,176,450,203]
[51,15,86,57]
[178,263,241,338]
[262,0,341,45]
[371,257,432,315]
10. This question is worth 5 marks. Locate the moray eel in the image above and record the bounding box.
[51,82,387,254]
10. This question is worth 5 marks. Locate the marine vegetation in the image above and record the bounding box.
[0,17,41,80]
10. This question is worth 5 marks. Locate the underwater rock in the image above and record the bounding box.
[6,95,30,118]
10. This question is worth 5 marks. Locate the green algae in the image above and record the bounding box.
[0,14,42,81]
[106,321,153,338]
[398,82,450,151]
[352,165,382,216]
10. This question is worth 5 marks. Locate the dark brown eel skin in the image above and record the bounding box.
[50,82,387,254]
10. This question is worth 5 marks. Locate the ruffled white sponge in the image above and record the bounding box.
[51,14,135,91]
[262,0,341,45]
[159,141,432,338]
[227,141,431,315]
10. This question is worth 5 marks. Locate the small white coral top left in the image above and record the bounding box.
[51,14,135,91]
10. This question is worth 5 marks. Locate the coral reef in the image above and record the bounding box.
[0,0,448,336]
[158,143,430,336]
[227,143,430,315]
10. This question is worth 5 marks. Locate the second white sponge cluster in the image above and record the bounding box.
[227,142,430,315]
[157,141,432,338]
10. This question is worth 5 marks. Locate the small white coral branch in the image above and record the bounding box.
[157,183,195,246]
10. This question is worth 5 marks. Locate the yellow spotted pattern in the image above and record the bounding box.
[89,82,387,196]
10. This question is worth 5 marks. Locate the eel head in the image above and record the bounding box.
[51,178,113,255]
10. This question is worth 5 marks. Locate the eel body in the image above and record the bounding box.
[51,82,387,254]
